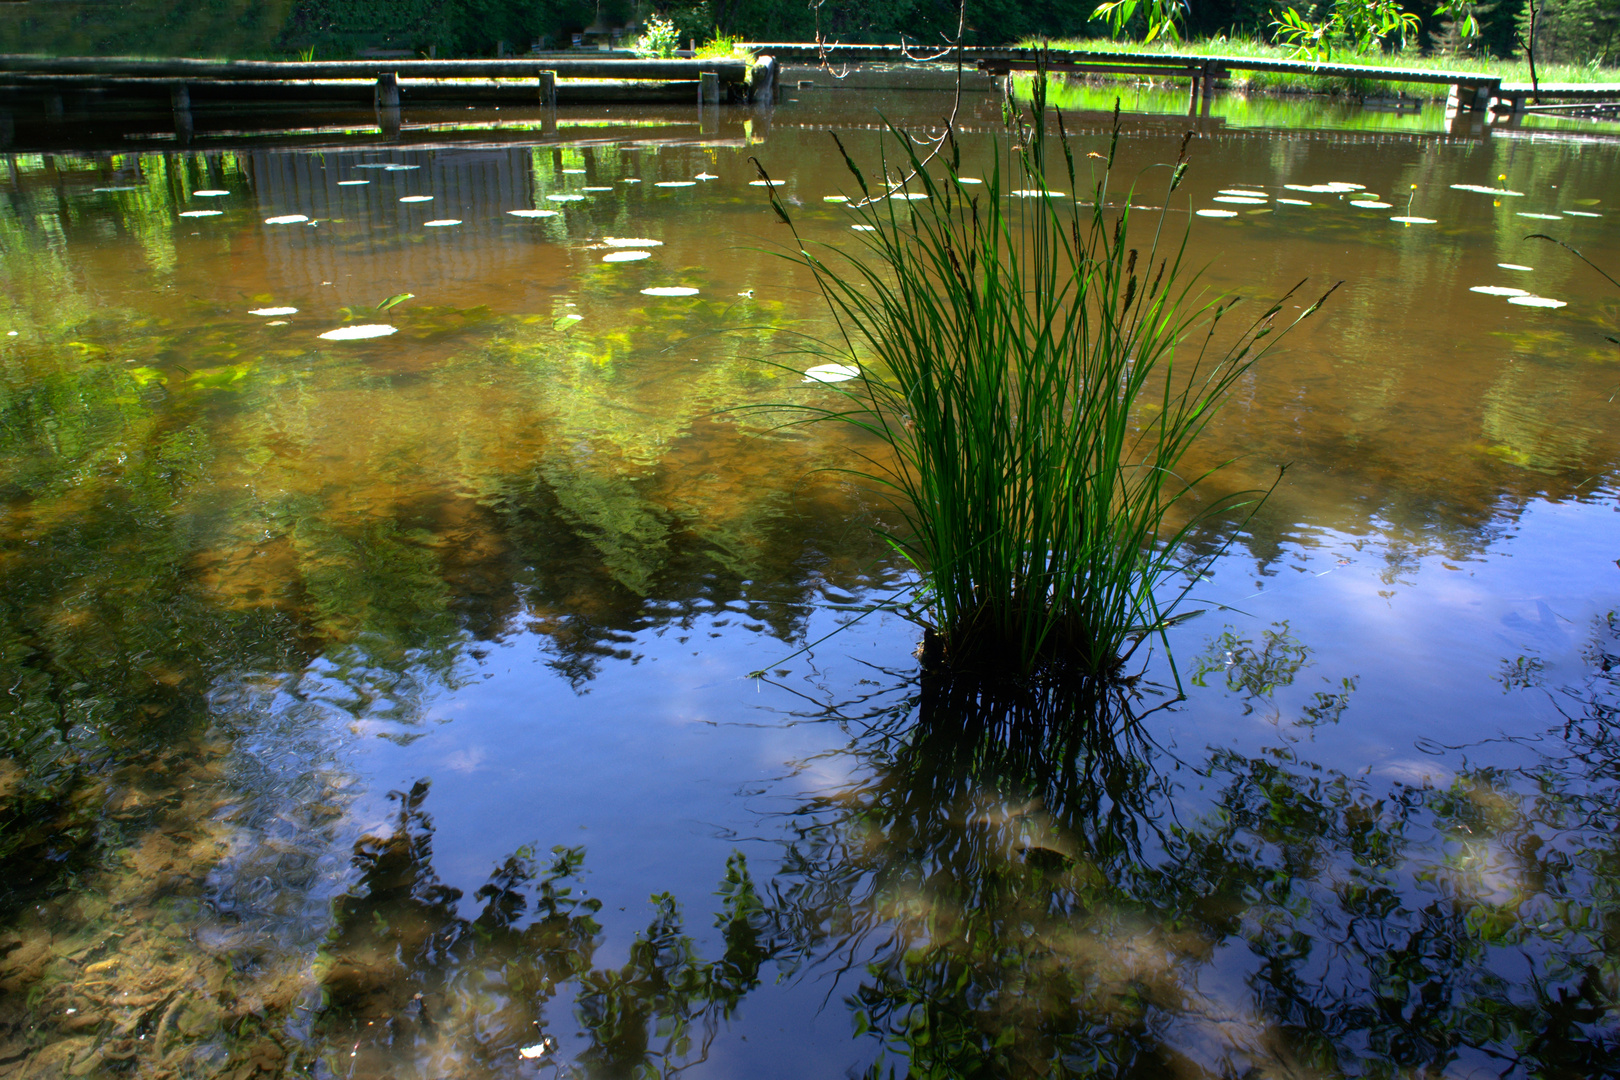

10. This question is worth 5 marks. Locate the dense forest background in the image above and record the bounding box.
[0,0,1614,70]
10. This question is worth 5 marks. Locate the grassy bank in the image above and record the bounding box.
[1019,36,1618,98]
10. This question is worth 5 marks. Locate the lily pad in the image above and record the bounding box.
[604,237,662,247]
[823,195,849,202]
[1574,198,1601,205]
[890,192,928,200]
[423,219,461,227]
[546,194,585,202]
[1214,196,1267,204]
[1497,263,1532,271]
[1507,295,1567,308]
[399,195,434,203]
[602,251,651,262]
[1011,189,1056,197]
[382,164,419,171]
[655,181,697,188]
[318,324,396,340]
[1195,209,1238,218]
[695,172,718,180]
[852,224,877,231]
[562,168,586,174]
[1350,200,1393,208]
[955,177,983,184]
[249,307,298,316]
[749,179,786,187]
[1516,212,1562,220]
[1219,189,1268,197]
[193,189,229,197]
[1389,216,1437,224]
[1450,184,1524,196]
[179,210,223,218]
[353,163,393,169]
[622,178,642,184]
[1276,198,1312,206]
[640,286,699,296]
[1565,210,1601,218]
[264,214,309,224]
[508,209,559,218]
[583,186,613,192]
[803,364,860,383]
[1470,285,1529,296]
[338,180,369,186]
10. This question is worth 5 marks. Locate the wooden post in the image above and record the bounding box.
[171,82,192,142]
[699,70,719,105]
[375,71,400,110]
[1187,67,1200,115]
[537,69,557,109]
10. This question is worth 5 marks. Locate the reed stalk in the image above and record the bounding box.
[760,80,1333,684]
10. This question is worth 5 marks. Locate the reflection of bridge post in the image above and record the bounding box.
[376,70,402,140]
[0,109,14,150]
[699,103,718,136]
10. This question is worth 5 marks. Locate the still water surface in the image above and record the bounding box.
[0,88,1617,1078]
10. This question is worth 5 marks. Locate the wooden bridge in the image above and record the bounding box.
[742,43,1620,117]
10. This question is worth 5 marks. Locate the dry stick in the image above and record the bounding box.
[848,0,970,208]
[1526,0,1542,104]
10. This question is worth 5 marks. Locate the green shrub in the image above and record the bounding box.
[759,79,1332,685]
[634,12,680,58]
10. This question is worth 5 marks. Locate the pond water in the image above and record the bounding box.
[1,86,1617,1079]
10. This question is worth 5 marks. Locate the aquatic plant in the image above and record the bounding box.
[758,82,1332,684]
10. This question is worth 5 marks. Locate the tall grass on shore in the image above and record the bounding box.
[759,80,1332,684]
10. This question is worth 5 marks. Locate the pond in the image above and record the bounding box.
[0,85,1617,1079]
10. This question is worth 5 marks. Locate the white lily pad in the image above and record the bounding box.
[1219,189,1267,197]
[1276,198,1312,206]
[852,224,877,231]
[1450,184,1524,196]
[353,163,392,169]
[193,189,229,197]
[1498,263,1532,271]
[640,286,699,296]
[264,214,309,224]
[1195,209,1238,218]
[399,196,434,203]
[823,195,849,202]
[655,181,696,188]
[179,209,223,218]
[602,251,651,262]
[1517,212,1563,220]
[1508,295,1567,308]
[249,307,298,316]
[1389,216,1437,224]
[803,363,860,383]
[1011,189,1056,197]
[1470,285,1529,296]
[265,320,288,326]
[337,180,370,186]
[518,1045,550,1061]
[508,209,559,218]
[890,192,928,200]
[622,178,642,184]
[382,164,419,171]
[1214,196,1267,204]
[695,172,718,180]
[604,237,662,247]
[1565,210,1601,217]
[546,194,585,202]
[955,177,982,184]
[423,219,461,227]
[583,186,613,192]
[749,179,785,187]
[1350,200,1393,208]
[319,324,396,340]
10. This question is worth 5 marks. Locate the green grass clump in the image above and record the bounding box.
[760,78,1330,684]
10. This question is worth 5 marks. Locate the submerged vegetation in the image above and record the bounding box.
[761,82,1331,683]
